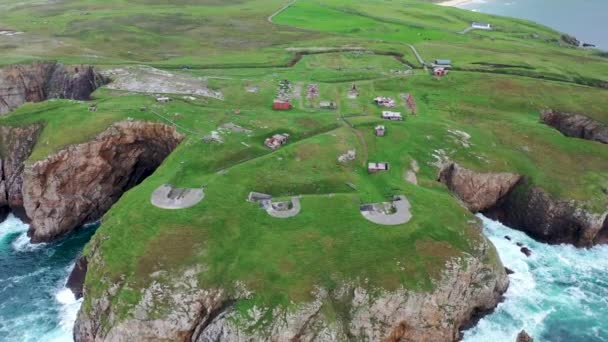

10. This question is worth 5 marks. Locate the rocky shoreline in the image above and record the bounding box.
[73,232,508,342]
[439,162,608,247]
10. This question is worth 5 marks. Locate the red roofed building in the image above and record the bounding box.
[273,100,292,111]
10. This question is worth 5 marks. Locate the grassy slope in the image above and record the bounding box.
[0,0,607,329]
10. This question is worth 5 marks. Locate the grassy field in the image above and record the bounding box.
[1,0,607,331]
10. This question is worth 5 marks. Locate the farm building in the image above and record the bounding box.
[320,101,337,110]
[375,125,386,136]
[368,162,389,173]
[382,111,403,121]
[433,59,452,67]
[156,97,172,103]
[433,67,449,77]
[264,133,289,150]
[472,22,492,30]
[374,96,396,108]
[273,100,292,111]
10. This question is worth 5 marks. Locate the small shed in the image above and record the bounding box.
[382,111,403,121]
[434,59,452,67]
[273,100,292,111]
[472,22,492,30]
[264,133,289,150]
[368,162,390,173]
[156,97,172,103]
[375,125,386,136]
[320,101,337,110]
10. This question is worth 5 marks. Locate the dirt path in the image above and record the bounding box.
[268,0,298,23]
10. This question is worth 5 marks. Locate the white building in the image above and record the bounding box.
[472,22,492,30]
[382,111,403,121]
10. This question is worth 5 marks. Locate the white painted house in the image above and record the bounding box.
[472,22,492,30]
[382,111,403,121]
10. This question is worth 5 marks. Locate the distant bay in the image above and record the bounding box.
[456,0,608,50]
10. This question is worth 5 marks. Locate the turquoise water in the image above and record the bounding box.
[459,0,608,50]
[464,215,608,342]
[0,215,96,342]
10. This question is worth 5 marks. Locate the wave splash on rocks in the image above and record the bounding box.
[463,215,608,342]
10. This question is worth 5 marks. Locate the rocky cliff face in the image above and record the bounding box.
[0,62,107,115]
[22,121,184,242]
[486,181,608,247]
[439,163,608,247]
[438,163,522,213]
[74,229,508,342]
[541,110,608,144]
[0,123,44,221]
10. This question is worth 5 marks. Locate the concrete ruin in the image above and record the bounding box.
[151,184,205,209]
[360,195,412,225]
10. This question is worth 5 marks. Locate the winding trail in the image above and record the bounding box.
[268,0,298,23]
[405,43,427,72]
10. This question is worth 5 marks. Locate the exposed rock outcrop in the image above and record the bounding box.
[486,181,608,247]
[439,163,608,247]
[74,228,508,342]
[22,121,184,242]
[0,62,107,115]
[541,110,608,144]
[0,123,44,222]
[561,34,580,47]
[67,256,88,299]
[516,329,533,342]
[438,163,522,213]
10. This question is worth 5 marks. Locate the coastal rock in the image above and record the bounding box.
[487,182,608,247]
[541,110,608,144]
[74,229,508,342]
[438,163,522,213]
[0,123,44,221]
[0,62,107,115]
[67,256,88,299]
[23,121,184,242]
[439,164,608,247]
[516,330,534,342]
[520,247,532,257]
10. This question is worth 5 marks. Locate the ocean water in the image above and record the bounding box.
[458,0,608,50]
[0,215,96,342]
[463,215,608,342]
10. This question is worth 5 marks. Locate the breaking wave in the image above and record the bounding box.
[0,215,96,342]
[463,215,608,342]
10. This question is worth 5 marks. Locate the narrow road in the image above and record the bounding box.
[405,44,426,70]
[268,0,298,23]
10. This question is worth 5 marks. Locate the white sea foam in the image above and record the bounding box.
[463,215,608,341]
[35,286,82,342]
[0,214,28,243]
[12,231,47,252]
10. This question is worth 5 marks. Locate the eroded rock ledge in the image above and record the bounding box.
[22,121,184,242]
[541,109,608,144]
[0,62,107,115]
[0,123,44,221]
[439,162,608,247]
[74,233,507,342]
